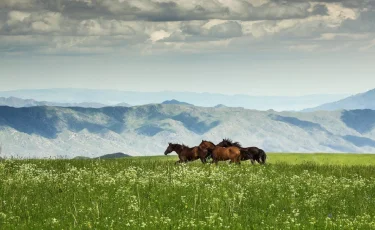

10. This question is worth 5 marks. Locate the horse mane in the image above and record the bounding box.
[223,138,242,148]
[232,141,242,148]
[202,140,216,146]
[170,143,190,148]
[181,144,190,148]
[223,138,233,143]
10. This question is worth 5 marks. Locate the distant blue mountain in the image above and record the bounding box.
[304,89,375,111]
[1,104,375,158]
[161,99,193,106]
[95,152,131,159]
[0,96,130,108]
[0,88,347,111]
[214,104,228,108]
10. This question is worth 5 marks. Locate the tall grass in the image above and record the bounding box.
[1,154,375,229]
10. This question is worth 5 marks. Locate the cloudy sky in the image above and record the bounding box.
[1,0,375,96]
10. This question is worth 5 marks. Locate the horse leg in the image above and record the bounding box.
[209,154,217,164]
[213,156,219,165]
[235,156,241,165]
[261,155,266,165]
[182,158,188,164]
[250,159,255,164]
[255,155,261,164]
[175,155,184,164]
[200,157,206,164]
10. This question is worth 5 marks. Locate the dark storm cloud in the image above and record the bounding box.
[1,0,374,55]
[161,21,243,42]
[340,10,375,32]
[0,0,314,39]
[0,0,313,21]
[208,21,243,38]
[182,21,242,37]
[271,0,375,9]
[312,4,329,15]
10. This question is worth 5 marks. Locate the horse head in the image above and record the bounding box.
[164,143,175,155]
[199,140,216,150]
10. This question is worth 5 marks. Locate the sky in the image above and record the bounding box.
[1,0,375,96]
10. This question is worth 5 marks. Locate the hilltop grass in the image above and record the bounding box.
[1,154,375,229]
[267,153,375,166]
[144,153,375,165]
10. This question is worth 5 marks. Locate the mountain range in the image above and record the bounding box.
[0,96,215,109]
[161,99,193,106]
[1,104,375,158]
[304,89,375,111]
[0,97,130,108]
[0,88,348,111]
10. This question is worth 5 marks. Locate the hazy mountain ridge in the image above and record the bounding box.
[304,89,375,111]
[1,105,375,158]
[161,99,193,106]
[0,96,131,108]
[0,89,348,111]
[95,152,131,159]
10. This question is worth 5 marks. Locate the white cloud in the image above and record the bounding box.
[0,0,374,55]
[149,30,171,42]
[1,11,62,35]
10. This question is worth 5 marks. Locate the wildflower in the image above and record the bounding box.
[51,218,59,224]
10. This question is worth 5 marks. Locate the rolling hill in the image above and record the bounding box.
[1,104,375,158]
[161,99,193,106]
[95,152,131,159]
[304,88,375,111]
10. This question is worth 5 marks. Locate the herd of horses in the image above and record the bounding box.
[164,138,267,165]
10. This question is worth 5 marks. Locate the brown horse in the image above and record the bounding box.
[217,138,267,164]
[198,140,244,165]
[164,143,209,164]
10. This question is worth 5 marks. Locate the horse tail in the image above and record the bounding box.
[259,149,267,164]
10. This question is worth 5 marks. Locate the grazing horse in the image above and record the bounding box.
[164,143,209,164]
[198,140,244,165]
[217,138,267,164]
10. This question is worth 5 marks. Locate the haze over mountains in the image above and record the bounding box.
[304,89,375,112]
[1,88,375,158]
[0,88,348,111]
[0,97,130,108]
[1,104,375,158]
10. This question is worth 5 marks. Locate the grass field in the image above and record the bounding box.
[1,153,375,229]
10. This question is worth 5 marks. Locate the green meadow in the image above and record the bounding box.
[1,154,375,229]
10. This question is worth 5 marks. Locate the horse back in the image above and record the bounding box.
[227,146,241,155]
[213,146,240,160]
[180,147,194,158]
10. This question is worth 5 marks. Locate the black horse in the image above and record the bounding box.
[217,138,267,164]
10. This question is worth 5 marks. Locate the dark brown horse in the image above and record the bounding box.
[198,140,244,165]
[164,143,209,164]
[217,138,267,164]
